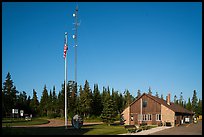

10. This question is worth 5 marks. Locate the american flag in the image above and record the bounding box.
[63,43,68,59]
[63,33,68,59]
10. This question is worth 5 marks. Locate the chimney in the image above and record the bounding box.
[167,93,170,105]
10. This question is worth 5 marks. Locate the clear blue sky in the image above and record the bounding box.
[2,2,202,102]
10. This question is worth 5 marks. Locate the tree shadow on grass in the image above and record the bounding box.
[2,125,93,135]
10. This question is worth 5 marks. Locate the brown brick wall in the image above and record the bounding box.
[130,96,161,114]
[121,106,130,125]
[161,104,175,126]
[130,95,161,125]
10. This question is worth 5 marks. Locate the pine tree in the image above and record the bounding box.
[68,81,77,117]
[16,91,27,112]
[2,72,19,116]
[101,93,117,126]
[111,88,119,115]
[186,97,192,111]
[57,83,65,117]
[47,89,53,117]
[79,80,92,118]
[101,86,107,108]
[30,89,39,117]
[124,89,132,107]
[47,87,58,118]
[160,94,164,100]
[179,92,183,106]
[92,84,102,116]
[196,99,202,115]
[39,85,49,116]
[174,95,177,104]
[183,100,186,108]
[148,87,152,95]
[118,93,125,113]
[113,90,122,113]
[52,86,57,114]
[78,85,84,116]
[84,80,93,118]
[107,86,110,97]
[155,91,159,98]
[26,95,32,114]
[136,89,141,99]
[173,95,179,104]
[11,86,19,109]
[191,90,198,113]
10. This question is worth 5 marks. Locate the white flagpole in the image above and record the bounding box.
[65,32,68,129]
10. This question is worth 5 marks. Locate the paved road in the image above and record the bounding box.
[150,120,202,135]
[119,126,173,135]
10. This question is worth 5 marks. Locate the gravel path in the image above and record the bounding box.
[10,119,103,127]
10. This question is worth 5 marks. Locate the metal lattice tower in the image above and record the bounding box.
[72,5,79,87]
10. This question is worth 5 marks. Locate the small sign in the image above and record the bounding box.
[185,118,189,122]
[20,110,24,117]
[12,109,18,114]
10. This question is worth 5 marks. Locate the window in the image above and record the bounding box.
[143,100,147,107]
[156,114,161,121]
[143,114,145,121]
[142,114,152,121]
[148,114,152,121]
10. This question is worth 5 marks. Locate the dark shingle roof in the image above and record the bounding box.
[130,93,194,114]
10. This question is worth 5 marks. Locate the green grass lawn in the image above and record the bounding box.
[2,117,157,135]
[83,124,127,135]
[2,122,127,135]
[2,118,49,127]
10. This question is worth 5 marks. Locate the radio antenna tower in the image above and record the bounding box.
[72,4,79,88]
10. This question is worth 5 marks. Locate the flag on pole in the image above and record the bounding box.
[63,35,68,59]
[64,44,68,59]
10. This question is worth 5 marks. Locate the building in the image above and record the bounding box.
[121,93,194,126]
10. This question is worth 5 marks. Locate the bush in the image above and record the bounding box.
[115,114,121,121]
[158,122,163,126]
[83,115,102,122]
[47,113,58,118]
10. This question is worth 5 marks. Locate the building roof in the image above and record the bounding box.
[130,93,194,115]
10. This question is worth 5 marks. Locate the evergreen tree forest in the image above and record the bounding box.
[2,72,202,124]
